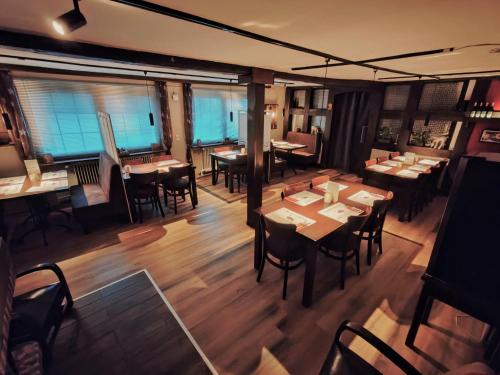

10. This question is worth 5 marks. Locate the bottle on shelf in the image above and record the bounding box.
[486,102,495,119]
[480,102,489,118]
[470,101,478,118]
[475,102,483,118]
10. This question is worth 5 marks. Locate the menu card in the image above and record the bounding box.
[0,184,23,195]
[392,156,406,162]
[347,190,385,207]
[316,181,348,192]
[156,159,180,167]
[408,164,429,172]
[396,169,419,178]
[418,159,439,167]
[285,191,323,206]
[42,170,67,180]
[266,208,316,228]
[0,175,26,186]
[318,203,363,223]
[381,160,401,167]
[367,164,392,172]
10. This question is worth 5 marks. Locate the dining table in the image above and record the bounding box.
[272,141,308,153]
[254,177,389,307]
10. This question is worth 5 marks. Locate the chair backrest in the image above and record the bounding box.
[333,209,371,251]
[389,152,400,159]
[151,155,173,163]
[129,170,159,190]
[168,165,191,180]
[0,239,15,375]
[261,215,305,262]
[377,156,388,163]
[269,143,278,168]
[214,145,232,153]
[281,182,307,199]
[365,159,377,167]
[362,192,393,233]
[310,175,330,189]
[285,131,319,154]
[123,159,143,166]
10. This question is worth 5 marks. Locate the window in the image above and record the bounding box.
[408,119,459,150]
[14,78,160,157]
[191,86,246,145]
[376,118,402,144]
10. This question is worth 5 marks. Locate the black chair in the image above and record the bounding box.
[162,165,196,214]
[229,155,247,193]
[256,215,308,300]
[213,146,232,186]
[319,210,371,289]
[359,192,393,266]
[319,320,421,375]
[1,239,74,367]
[269,143,287,179]
[129,171,164,223]
[424,161,446,204]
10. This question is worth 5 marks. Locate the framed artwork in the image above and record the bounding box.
[479,129,500,144]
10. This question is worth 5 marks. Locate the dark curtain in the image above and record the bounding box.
[323,91,370,172]
[182,83,193,163]
[156,81,173,154]
[0,71,32,158]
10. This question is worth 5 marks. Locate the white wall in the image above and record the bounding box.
[265,85,286,141]
[165,82,187,161]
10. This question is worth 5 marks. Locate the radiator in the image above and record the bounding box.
[73,160,100,184]
[192,147,215,176]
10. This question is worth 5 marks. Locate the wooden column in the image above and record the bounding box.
[246,83,265,227]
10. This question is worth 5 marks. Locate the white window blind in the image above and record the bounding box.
[14,78,160,157]
[192,86,247,145]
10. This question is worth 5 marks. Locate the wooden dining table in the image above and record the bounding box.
[272,141,308,153]
[254,178,389,307]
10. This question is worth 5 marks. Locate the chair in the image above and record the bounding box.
[389,151,400,159]
[256,215,308,300]
[229,155,247,193]
[123,159,143,166]
[319,209,371,289]
[151,155,173,163]
[392,173,428,222]
[0,239,73,372]
[424,160,446,203]
[213,146,232,185]
[376,156,388,163]
[129,171,164,223]
[281,182,308,199]
[310,175,330,189]
[365,159,377,167]
[359,192,393,265]
[161,165,195,214]
[269,143,287,179]
[320,320,496,375]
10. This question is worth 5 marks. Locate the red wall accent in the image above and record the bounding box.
[466,79,500,154]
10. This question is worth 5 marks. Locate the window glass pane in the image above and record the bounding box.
[311,89,329,109]
[418,82,464,111]
[376,118,402,144]
[383,85,410,110]
[311,115,326,132]
[291,114,304,132]
[292,90,306,108]
[192,86,246,145]
[408,119,455,149]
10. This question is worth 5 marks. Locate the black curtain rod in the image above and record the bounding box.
[291,48,451,71]
[379,69,500,80]
[111,0,439,80]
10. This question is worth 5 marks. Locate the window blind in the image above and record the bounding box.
[192,86,247,145]
[14,78,161,157]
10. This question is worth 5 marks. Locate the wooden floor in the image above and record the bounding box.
[10,171,485,375]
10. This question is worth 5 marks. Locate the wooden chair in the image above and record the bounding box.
[162,165,195,214]
[310,175,330,189]
[151,155,173,163]
[129,171,164,223]
[376,156,388,163]
[269,143,287,179]
[364,159,377,167]
[359,192,393,265]
[424,160,446,203]
[389,151,400,159]
[256,215,308,300]
[319,209,371,289]
[281,182,307,199]
[1,240,73,370]
[123,159,143,166]
[213,146,232,185]
[229,155,247,193]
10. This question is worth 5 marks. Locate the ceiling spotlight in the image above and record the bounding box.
[52,0,87,35]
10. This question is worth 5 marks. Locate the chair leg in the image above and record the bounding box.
[163,187,168,208]
[367,235,373,266]
[237,173,241,193]
[282,262,289,300]
[421,297,434,325]
[188,188,195,209]
[173,190,178,215]
[376,231,383,254]
[138,200,143,223]
[156,194,165,218]
[224,171,228,188]
[256,256,266,282]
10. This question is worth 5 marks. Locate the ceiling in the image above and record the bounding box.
[0,0,499,82]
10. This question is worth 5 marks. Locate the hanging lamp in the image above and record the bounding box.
[144,71,154,126]
[320,58,330,130]
[229,79,234,122]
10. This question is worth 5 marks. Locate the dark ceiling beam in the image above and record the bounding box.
[291,48,451,71]
[111,0,439,79]
[273,71,383,90]
[379,69,500,81]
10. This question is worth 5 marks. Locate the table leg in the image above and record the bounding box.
[190,167,198,206]
[254,218,262,270]
[228,166,234,193]
[302,241,318,307]
[211,156,216,185]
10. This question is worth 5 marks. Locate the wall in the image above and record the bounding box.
[466,79,500,155]
[265,85,286,141]
[165,82,187,161]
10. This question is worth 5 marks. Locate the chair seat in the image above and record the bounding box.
[323,343,382,375]
[218,161,229,170]
[292,150,315,157]
[82,184,108,205]
[163,178,190,190]
[13,283,65,337]
[10,341,44,375]
[274,158,286,165]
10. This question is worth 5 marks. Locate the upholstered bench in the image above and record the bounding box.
[277,131,320,167]
[70,152,128,233]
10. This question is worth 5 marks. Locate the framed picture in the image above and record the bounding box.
[479,129,500,144]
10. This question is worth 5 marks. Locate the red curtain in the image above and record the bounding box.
[182,83,194,162]
[156,81,173,154]
[0,71,32,158]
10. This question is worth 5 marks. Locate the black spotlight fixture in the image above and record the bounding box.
[53,0,87,35]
